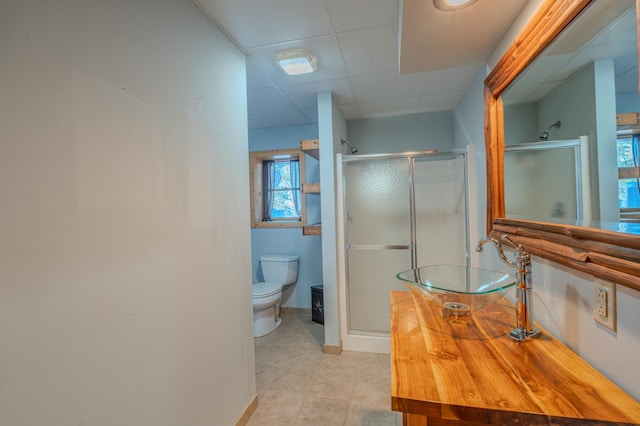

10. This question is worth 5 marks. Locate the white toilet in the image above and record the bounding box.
[252,254,299,337]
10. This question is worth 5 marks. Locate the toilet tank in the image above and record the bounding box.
[260,255,299,285]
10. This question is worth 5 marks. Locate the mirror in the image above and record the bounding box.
[502,0,636,226]
[484,0,640,291]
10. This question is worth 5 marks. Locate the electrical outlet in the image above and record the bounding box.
[593,279,616,331]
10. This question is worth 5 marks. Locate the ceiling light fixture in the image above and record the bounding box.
[274,49,318,75]
[433,0,479,11]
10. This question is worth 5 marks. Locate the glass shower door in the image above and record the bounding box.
[344,157,413,334]
[343,152,469,336]
[504,139,583,222]
[413,155,468,267]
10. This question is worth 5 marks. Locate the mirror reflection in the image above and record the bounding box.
[501,0,639,234]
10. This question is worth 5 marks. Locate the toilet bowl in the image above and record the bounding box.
[252,282,283,337]
[252,255,299,337]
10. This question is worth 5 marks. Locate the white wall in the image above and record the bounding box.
[249,124,324,308]
[0,1,255,424]
[318,92,347,348]
[453,65,489,267]
[471,1,640,401]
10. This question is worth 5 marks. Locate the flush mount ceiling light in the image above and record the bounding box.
[274,49,318,75]
[433,0,479,11]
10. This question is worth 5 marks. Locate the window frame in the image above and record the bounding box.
[617,133,640,222]
[249,149,307,229]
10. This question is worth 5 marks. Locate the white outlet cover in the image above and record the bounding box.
[593,279,616,331]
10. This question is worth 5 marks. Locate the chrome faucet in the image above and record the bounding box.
[476,235,542,342]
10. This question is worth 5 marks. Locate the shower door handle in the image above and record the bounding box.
[346,244,411,250]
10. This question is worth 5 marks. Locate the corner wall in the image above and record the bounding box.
[0,1,255,424]
[318,92,347,349]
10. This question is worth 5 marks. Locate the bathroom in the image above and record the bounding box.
[3,0,640,425]
[249,6,640,422]
[247,7,640,417]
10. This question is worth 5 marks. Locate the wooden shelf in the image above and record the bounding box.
[617,112,640,126]
[302,182,320,194]
[301,138,320,236]
[300,138,319,160]
[302,224,321,236]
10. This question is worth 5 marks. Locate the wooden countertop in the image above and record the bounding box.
[390,290,640,425]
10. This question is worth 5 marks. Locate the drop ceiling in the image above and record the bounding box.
[193,0,529,129]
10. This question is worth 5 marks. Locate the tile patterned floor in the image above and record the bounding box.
[247,308,402,426]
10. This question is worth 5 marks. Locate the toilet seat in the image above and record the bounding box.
[253,282,282,298]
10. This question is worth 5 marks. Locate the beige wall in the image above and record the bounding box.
[0,0,255,424]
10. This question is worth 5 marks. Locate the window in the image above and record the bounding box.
[249,149,306,228]
[617,134,640,221]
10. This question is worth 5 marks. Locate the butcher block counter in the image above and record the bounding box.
[390,291,640,425]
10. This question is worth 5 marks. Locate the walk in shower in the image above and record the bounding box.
[337,148,471,353]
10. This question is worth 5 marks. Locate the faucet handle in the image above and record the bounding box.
[500,235,521,249]
[501,235,530,257]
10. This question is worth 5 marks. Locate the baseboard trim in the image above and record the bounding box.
[323,341,342,355]
[235,393,258,426]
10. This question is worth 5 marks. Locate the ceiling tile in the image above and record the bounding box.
[399,0,528,73]
[338,103,361,120]
[421,64,482,95]
[195,0,334,48]
[418,92,463,113]
[337,25,398,76]
[246,35,348,86]
[279,78,355,109]
[358,97,420,118]
[512,54,577,88]
[247,87,311,128]
[196,0,635,129]
[350,71,427,102]
[324,0,398,33]
[590,6,636,46]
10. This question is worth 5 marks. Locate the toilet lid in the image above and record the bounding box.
[253,282,282,298]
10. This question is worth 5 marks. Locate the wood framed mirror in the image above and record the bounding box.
[484,0,640,291]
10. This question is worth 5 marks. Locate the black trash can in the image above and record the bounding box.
[311,285,324,325]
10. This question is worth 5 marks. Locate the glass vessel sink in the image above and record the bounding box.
[396,264,516,317]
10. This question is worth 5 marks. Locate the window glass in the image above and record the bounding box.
[269,160,301,219]
[617,136,640,216]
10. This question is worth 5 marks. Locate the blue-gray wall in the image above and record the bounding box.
[347,111,455,154]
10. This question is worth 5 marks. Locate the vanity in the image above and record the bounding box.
[389,0,640,422]
[390,291,640,425]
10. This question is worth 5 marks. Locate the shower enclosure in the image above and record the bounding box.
[504,137,590,223]
[337,149,470,353]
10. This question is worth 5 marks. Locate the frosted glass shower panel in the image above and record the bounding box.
[344,158,411,245]
[347,248,410,333]
[413,156,467,266]
[505,143,579,221]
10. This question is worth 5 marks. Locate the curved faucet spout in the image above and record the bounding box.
[476,236,515,268]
